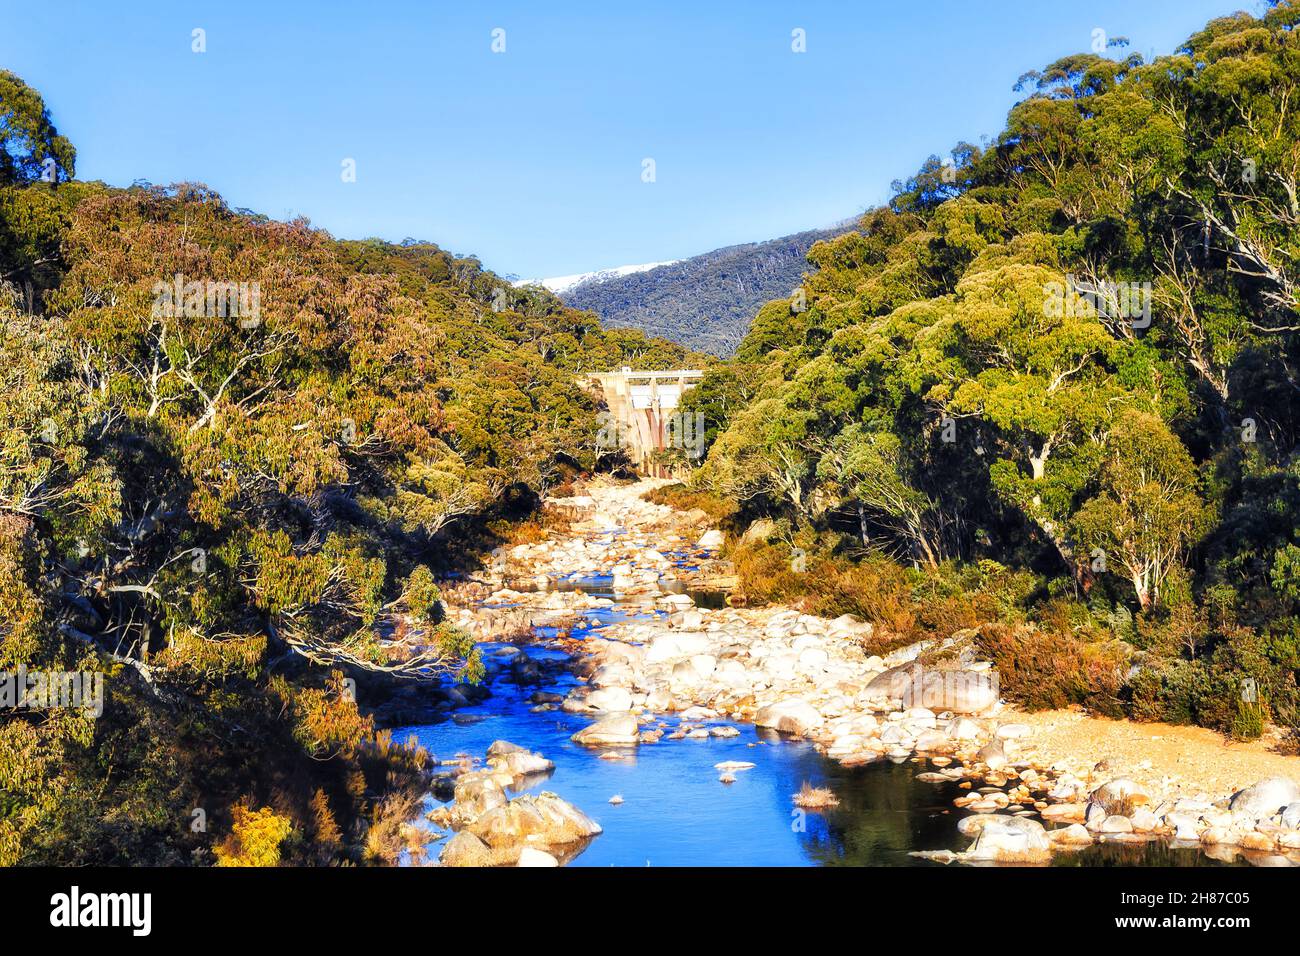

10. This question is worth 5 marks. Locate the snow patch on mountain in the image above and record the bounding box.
[514,260,681,296]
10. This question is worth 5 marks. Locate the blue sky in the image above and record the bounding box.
[1,0,1247,278]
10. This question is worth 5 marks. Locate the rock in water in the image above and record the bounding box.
[977,739,1007,770]
[1099,814,1134,834]
[1163,811,1202,841]
[452,773,508,821]
[957,813,1015,838]
[1130,808,1159,832]
[714,760,756,772]
[571,713,641,746]
[517,847,560,867]
[469,792,602,851]
[1230,777,1300,820]
[914,729,954,753]
[585,686,634,712]
[440,830,493,867]
[1048,824,1094,847]
[486,741,555,777]
[470,798,549,848]
[531,792,604,842]
[947,717,982,741]
[754,698,823,735]
[965,816,1052,863]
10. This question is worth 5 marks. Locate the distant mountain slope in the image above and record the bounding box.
[516,260,681,296]
[553,223,856,356]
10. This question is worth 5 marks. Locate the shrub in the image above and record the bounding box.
[915,587,1000,638]
[1126,657,1206,725]
[732,541,920,641]
[270,672,372,758]
[642,482,737,524]
[1230,698,1267,741]
[308,789,342,863]
[214,804,295,867]
[489,506,574,546]
[977,623,1127,716]
[734,542,1043,655]
[362,788,428,865]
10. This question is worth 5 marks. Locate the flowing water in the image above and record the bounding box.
[397,578,1236,867]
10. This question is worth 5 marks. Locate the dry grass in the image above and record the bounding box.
[976,622,1128,717]
[486,507,575,547]
[732,542,921,649]
[642,482,737,524]
[363,787,432,865]
[793,782,840,809]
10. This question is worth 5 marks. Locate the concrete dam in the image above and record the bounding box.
[581,368,705,476]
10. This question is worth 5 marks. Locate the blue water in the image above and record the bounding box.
[398,667,968,865]
[398,592,1239,866]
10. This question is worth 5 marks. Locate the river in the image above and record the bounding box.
[397,575,1229,867]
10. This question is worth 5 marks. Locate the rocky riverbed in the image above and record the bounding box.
[420,477,1300,866]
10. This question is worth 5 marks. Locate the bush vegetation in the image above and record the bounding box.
[0,68,695,864]
[690,5,1300,737]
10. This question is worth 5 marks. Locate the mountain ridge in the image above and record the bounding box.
[514,259,683,296]
[540,221,858,356]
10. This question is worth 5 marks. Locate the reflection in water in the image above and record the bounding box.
[786,754,968,866]
[400,595,1245,867]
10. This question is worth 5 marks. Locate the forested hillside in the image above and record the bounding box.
[0,68,695,865]
[679,6,1300,738]
[6,2,1300,871]
[562,224,851,355]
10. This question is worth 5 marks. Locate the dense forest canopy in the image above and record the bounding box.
[0,67,696,864]
[4,1,1300,867]
[678,3,1300,737]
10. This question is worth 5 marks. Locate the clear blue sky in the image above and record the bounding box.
[1,0,1246,278]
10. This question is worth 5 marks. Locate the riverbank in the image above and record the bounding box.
[433,476,1300,865]
[1012,709,1299,807]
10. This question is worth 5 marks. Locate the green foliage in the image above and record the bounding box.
[4,3,1300,864]
[403,565,441,619]
[0,70,76,184]
[1126,657,1210,725]
[696,6,1300,734]
[0,70,79,312]
[214,804,295,867]
[0,71,693,864]
[1073,410,1211,607]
